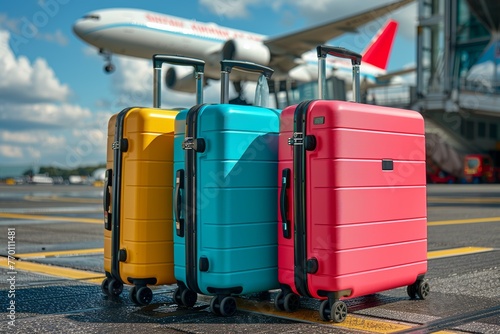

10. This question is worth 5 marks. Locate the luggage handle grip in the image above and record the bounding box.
[220,60,274,79]
[153,55,205,107]
[316,45,362,65]
[316,45,362,101]
[103,169,112,231]
[280,168,291,239]
[153,54,205,73]
[220,60,274,104]
[174,169,184,237]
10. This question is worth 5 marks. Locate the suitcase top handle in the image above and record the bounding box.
[152,54,205,107]
[153,54,205,73]
[316,45,362,66]
[220,60,274,104]
[220,60,274,79]
[316,45,362,101]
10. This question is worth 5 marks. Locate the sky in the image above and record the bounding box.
[0,0,417,172]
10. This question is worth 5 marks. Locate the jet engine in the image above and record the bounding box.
[222,39,271,66]
[165,66,197,93]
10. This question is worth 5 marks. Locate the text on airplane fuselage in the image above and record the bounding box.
[145,14,262,41]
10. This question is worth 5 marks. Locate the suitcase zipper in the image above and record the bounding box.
[110,107,133,283]
[292,100,314,298]
[183,104,206,294]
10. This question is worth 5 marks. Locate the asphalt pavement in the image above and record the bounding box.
[1,184,499,333]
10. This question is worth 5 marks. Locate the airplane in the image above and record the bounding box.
[72,0,414,95]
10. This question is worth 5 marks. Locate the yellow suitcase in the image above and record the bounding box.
[102,55,205,305]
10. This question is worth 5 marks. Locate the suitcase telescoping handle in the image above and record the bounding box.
[316,45,362,102]
[220,60,274,104]
[153,54,205,108]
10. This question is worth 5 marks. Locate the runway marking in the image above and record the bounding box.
[0,257,104,284]
[0,247,472,334]
[16,248,104,259]
[427,247,494,259]
[427,196,500,204]
[24,195,101,204]
[0,212,102,224]
[3,211,500,227]
[428,216,500,226]
[234,297,412,333]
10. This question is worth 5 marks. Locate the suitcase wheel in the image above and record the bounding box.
[210,295,237,317]
[129,286,153,306]
[407,280,430,300]
[136,286,153,305]
[101,278,110,296]
[107,278,123,297]
[274,291,300,312]
[319,299,347,323]
[173,287,197,307]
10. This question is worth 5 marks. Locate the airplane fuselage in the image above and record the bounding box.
[73,8,393,92]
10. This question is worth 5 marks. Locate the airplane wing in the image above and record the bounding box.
[375,66,416,83]
[264,0,414,73]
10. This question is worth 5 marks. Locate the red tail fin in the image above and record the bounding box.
[362,20,398,71]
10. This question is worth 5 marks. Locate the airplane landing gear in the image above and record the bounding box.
[104,63,115,73]
[99,48,115,73]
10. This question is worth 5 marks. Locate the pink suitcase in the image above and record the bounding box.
[275,46,429,322]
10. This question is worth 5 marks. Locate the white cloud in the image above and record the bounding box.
[0,102,91,130]
[0,145,23,158]
[0,28,101,167]
[38,29,69,46]
[199,0,261,19]
[0,30,71,103]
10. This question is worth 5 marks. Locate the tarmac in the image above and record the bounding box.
[1,184,500,333]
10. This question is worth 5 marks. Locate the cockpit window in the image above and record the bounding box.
[83,14,100,20]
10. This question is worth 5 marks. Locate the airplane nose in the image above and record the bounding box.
[72,20,85,38]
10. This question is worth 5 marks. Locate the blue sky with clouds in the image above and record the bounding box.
[0,0,417,171]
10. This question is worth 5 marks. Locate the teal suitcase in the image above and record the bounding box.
[173,60,280,316]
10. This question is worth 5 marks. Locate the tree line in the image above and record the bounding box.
[22,164,106,179]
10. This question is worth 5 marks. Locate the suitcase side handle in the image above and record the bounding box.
[174,169,184,237]
[220,60,274,104]
[280,168,292,239]
[316,45,362,102]
[152,55,205,107]
[103,168,112,231]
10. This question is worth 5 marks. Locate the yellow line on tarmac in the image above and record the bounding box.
[24,195,101,204]
[0,212,101,224]
[16,248,104,259]
[427,196,500,204]
[428,216,500,226]
[236,297,411,333]
[0,257,104,284]
[427,247,493,260]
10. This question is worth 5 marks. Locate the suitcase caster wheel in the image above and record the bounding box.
[407,283,417,299]
[181,289,197,307]
[331,301,347,323]
[210,296,221,315]
[407,280,430,300]
[220,296,237,317]
[319,300,347,323]
[173,287,182,305]
[136,286,153,305]
[129,286,138,305]
[416,281,430,300]
[283,293,300,312]
[274,291,285,311]
[107,279,123,297]
[101,278,110,296]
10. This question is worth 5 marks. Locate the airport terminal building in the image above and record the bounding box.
[416,0,500,155]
